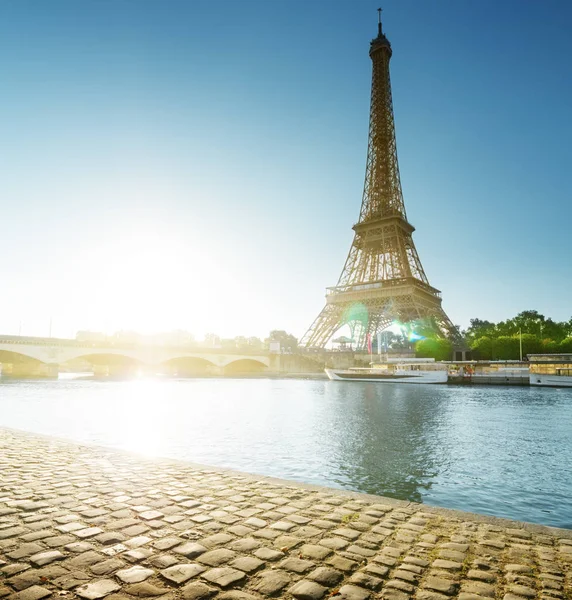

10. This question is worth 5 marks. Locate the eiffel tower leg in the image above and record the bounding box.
[432,308,466,349]
[300,304,345,349]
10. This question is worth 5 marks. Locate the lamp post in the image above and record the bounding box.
[519,328,523,362]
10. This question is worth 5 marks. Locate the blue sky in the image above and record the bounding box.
[0,0,571,340]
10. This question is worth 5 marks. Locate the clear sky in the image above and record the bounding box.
[1,0,571,340]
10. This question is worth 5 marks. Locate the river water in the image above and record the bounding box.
[0,376,571,528]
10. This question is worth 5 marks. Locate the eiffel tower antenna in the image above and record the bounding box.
[301,10,464,351]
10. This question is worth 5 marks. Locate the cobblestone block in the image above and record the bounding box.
[432,559,463,571]
[439,549,466,562]
[337,584,371,600]
[181,582,217,600]
[219,592,258,600]
[92,557,126,575]
[1,562,30,576]
[468,570,496,582]
[75,527,104,538]
[253,547,284,561]
[508,584,537,598]
[462,581,496,597]
[30,550,66,566]
[289,580,328,600]
[300,544,332,560]
[174,543,208,558]
[251,569,291,595]
[459,594,493,600]
[346,544,376,558]
[229,537,261,552]
[201,567,246,587]
[116,565,155,583]
[424,576,460,595]
[349,572,383,590]
[229,556,264,573]
[76,579,121,599]
[332,528,360,540]
[96,532,127,546]
[319,537,349,550]
[8,542,45,559]
[280,557,315,573]
[386,579,414,593]
[153,537,183,550]
[125,548,154,562]
[197,549,236,567]
[327,555,358,572]
[21,529,54,542]
[124,582,169,597]
[12,585,53,600]
[69,550,105,567]
[161,563,206,584]
[274,534,303,550]
[149,555,179,569]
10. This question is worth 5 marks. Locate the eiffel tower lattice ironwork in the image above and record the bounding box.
[301,11,461,350]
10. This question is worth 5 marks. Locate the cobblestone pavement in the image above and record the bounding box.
[1,429,571,600]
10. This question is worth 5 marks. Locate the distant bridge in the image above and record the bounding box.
[0,335,272,376]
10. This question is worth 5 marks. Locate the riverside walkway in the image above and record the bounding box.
[0,429,570,600]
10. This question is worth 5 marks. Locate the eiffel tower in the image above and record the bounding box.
[301,10,462,350]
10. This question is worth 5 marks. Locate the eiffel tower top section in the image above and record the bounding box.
[358,8,407,226]
[370,8,392,56]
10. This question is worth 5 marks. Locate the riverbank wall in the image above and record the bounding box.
[0,428,571,600]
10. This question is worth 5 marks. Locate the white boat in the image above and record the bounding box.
[325,358,447,384]
[528,354,572,387]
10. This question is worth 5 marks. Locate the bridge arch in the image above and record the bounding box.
[0,349,46,365]
[160,356,218,377]
[223,358,268,376]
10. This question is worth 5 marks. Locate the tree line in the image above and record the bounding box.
[417,310,572,361]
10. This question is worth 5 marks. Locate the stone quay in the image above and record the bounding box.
[0,428,570,600]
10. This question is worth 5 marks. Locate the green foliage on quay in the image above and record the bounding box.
[411,310,572,360]
[465,310,572,360]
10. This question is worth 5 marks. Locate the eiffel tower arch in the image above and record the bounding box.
[301,12,463,351]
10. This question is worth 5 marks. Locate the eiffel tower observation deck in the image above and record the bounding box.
[301,10,462,350]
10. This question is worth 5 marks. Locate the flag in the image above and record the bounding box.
[366,333,372,354]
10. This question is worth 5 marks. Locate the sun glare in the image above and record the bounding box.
[75,228,246,336]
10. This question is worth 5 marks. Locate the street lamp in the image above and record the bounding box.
[519,328,523,362]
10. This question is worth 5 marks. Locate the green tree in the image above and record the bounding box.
[267,330,298,353]
[495,336,519,360]
[415,338,453,361]
[466,319,496,340]
[471,336,493,360]
[520,333,541,356]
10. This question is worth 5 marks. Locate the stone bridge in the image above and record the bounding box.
[0,335,272,377]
